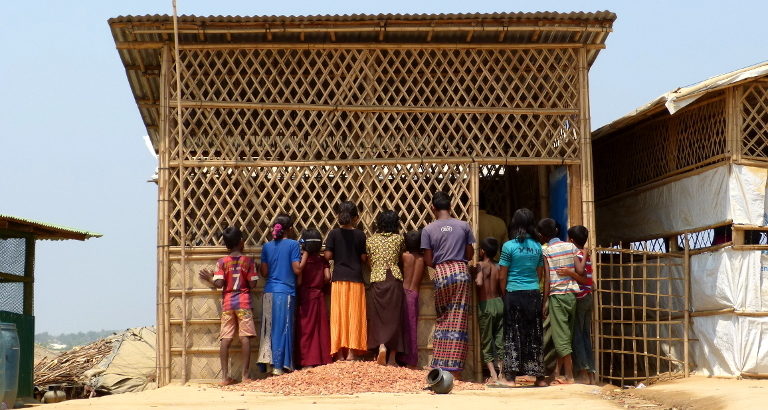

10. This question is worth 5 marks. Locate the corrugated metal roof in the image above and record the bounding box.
[0,214,102,241]
[109,11,617,24]
[593,60,768,140]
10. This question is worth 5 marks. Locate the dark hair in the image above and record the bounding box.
[222,226,243,250]
[538,218,558,241]
[568,225,589,248]
[300,228,323,254]
[431,191,451,211]
[337,201,359,226]
[404,230,422,253]
[509,208,537,242]
[480,237,499,259]
[376,210,399,234]
[271,214,293,240]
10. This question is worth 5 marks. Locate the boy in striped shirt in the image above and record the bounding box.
[199,227,258,385]
[539,218,579,384]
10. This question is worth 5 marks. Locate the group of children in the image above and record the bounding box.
[474,213,594,385]
[200,192,593,387]
[200,201,429,385]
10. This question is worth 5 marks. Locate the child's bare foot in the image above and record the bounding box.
[534,377,548,387]
[588,372,596,385]
[376,347,387,365]
[219,377,237,386]
[550,377,575,385]
[241,377,256,383]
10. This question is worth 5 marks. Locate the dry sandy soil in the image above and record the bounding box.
[34,376,768,409]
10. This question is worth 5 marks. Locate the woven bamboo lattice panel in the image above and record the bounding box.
[741,81,768,159]
[166,163,472,247]
[167,48,581,162]
[595,248,689,385]
[594,96,727,200]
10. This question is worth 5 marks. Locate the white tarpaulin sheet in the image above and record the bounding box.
[597,165,767,244]
[686,250,768,376]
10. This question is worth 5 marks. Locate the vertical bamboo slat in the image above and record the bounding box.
[469,161,481,382]
[683,234,690,377]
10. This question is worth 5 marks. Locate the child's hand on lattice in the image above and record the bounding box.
[198,268,214,285]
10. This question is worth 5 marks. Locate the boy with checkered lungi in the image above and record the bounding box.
[421,191,476,380]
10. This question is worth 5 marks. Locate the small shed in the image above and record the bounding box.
[0,214,100,398]
[109,11,615,384]
[592,62,768,379]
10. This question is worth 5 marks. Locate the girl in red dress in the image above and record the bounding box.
[296,228,332,367]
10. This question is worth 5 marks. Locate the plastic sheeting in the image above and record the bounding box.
[686,250,768,376]
[596,165,767,244]
[85,327,157,394]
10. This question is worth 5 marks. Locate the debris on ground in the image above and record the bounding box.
[34,327,157,399]
[224,361,485,395]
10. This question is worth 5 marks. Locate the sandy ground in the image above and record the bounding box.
[36,383,621,410]
[627,376,768,409]
[33,376,768,409]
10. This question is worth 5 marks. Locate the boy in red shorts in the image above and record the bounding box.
[199,227,258,385]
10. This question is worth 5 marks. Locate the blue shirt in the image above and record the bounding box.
[498,236,543,292]
[261,239,301,296]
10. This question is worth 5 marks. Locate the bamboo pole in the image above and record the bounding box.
[116,41,609,51]
[170,157,581,168]
[171,1,190,384]
[131,24,613,35]
[156,44,170,386]
[171,100,580,115]
[161,44,173,386]
[470,161,482,382]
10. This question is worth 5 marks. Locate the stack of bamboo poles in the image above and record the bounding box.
[34,339,114,386]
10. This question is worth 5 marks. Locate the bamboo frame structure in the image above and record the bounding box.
[109,12,615,384]
[594,246,690,385]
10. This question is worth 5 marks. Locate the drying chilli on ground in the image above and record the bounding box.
[223,361,485,395]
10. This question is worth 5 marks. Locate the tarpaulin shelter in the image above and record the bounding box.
[592,61,768,380]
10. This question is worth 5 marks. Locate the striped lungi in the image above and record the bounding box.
[431,260,471,371]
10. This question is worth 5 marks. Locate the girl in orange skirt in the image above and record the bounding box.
[324,201,368,360]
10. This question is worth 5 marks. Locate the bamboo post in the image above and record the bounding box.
[470,161,482,382]
[538,166,549,219]
[171,1,189,384]
[593,247,601,382]
[725,87,743,163]
[641,252,650,379]
[157,44,171,386]
[577,47,596,250]
[683,234,690,377]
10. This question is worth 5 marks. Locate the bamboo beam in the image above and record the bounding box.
[172,100,580,115]
[169,157,581,168]
[116,41,607,50]
[131,24,612,35]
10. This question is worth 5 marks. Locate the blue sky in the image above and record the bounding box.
[1,1,766,334]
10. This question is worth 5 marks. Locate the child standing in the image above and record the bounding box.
[366,210,405,366]
[325,201,368,361]
[198,227,258,385]
[399,230,425,368]
[558,225,595,384]
[258,214,302,375]
[296,228,332,368]
[475,237,504,383]
[539,218,580,384]
[421,191,475,378]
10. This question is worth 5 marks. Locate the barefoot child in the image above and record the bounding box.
[366,210,405,365]
[539,218,579,384]
[557,225,595,384]
[198,227,258,385]
[475,237,504,383]
[258,214,302,375]
[296,228,332,368]
[399,230,425,368]
[325,201,368,361]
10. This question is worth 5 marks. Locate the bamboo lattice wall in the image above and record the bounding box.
[109,12,616,385]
